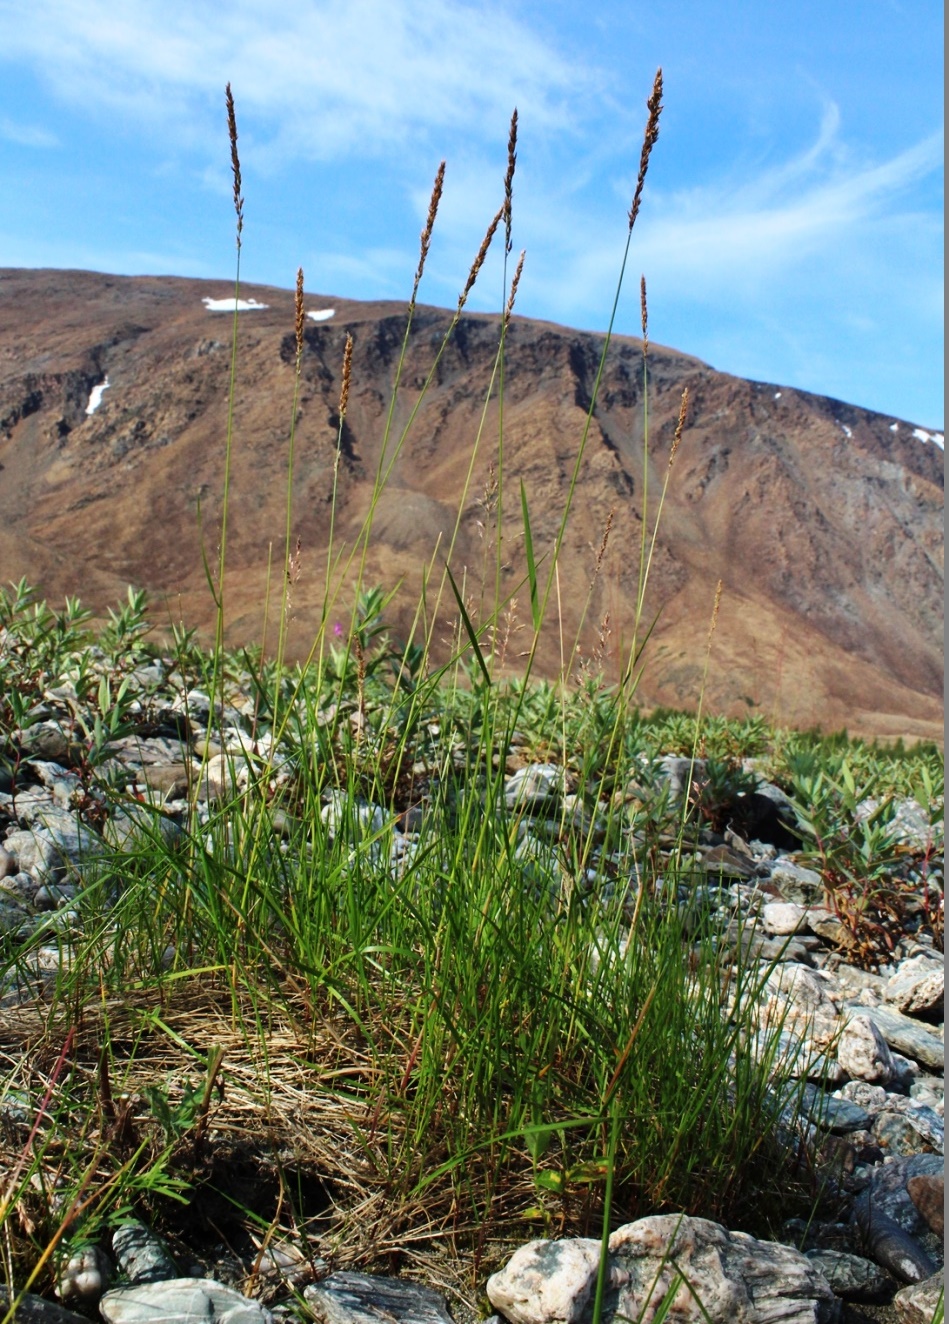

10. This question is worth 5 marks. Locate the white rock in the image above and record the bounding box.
[884,955,944,1017]
[486,1238,605,1324]
[837,1014,896,1085]
[762,902,806,936]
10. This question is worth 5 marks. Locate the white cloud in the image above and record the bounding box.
[0,116,58,147]
[0,0,589,162]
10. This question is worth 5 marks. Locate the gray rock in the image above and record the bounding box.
[608,1216,838,1324]
[837,1015,897,1084]
[111,1219,179,1284]
[844,1006,944,1071]
[862,1155,945,1233]
[893,1272,946,1324]
[304,1272,455,1324]
[0,1287,90,1324]
[505,764,568,810]
[769,861,824,905]
[803,1250,891,1301]
[873,1111,937,1157]
[855,798,937,853]
[885,955,944,1018]
[4,813,104,884]
[103,806,183,853]
[100,1279,272,1324]
[801,1085,872,1134]
[17,721,72,763]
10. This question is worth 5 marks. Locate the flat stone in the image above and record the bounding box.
[862,1154,945,1233]
[505,764,569,810]
[872,1111,936,1157]
[801,1085,872,1134]
[136,763,193,798]
[0,1287,90,1324]
[803,1250,891,1302]
[304,1272,455,1324]
[100,1279,272,1324]
[845,1006,944,1071]
[893,1272,946,1324]
[762,902,807,935]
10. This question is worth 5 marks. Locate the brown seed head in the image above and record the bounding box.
[640,275,648,354]
[339,333,354,420]
[412,160,446,303]
[294,267,305,363]
[628,68,663,233]
[707,578,723,647]
[458,204,504,311]
[504,108,518,254]
[503,249,526,328]
[225,83,244,250]
[669,387,688,467]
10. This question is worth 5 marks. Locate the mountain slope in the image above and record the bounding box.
[0,268,942,741]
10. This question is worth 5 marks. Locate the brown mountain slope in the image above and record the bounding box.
[0,268,942,741]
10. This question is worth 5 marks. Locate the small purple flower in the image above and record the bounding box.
[333,621,344,638]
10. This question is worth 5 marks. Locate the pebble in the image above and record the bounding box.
[100,1279,273,1324]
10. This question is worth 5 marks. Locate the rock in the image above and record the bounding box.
[805,908,858,950]
[837,1015,897,1084]
[872,1111,936,1156]
[768,861,824,905]
[103,805,183,852]
[485,1237,604,1324]
[111,1219,179,1284]
[860,1154,944,1233]
[4,814,104,884]
[762,902,807,935]
[304,1272,455,1324]
[0,1287,90,1324]
[851,1190,936,1283]
[58,1244,113,1303]
[855,798,935,852]
[766,963,838,1012]
[893,1272,946,1324]
[100,1279,272,1324]
[505,764,569,810]
[137,763,193,798]
[801,1085,872,1134]
[803,1250,891,1302]
[906,1174,944,1237]
[17,721,73,764]
[885,955,944,1018]
[608,1216,838,1324]
[700,846,756,880]
[844,1006,944,1071]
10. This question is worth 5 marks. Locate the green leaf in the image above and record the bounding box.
[520,480,542,632]
[444,562,491,688]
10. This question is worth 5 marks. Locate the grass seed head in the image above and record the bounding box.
[503,249,526,328]
[628,68,663,233]
[669,387,689,467]
[504,108,518,254]
[458,204,504,311]
[413,160,446,304]
[339,333,354,420]
[225,83,244,251]
[294,267,305,364]
[640,275,649,355]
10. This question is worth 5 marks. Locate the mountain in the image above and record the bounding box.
[0,268,942,742]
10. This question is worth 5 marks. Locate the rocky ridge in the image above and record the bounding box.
[0,268,943,741]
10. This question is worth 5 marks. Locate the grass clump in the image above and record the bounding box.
[0,71,943,1316]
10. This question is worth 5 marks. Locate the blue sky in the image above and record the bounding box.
[0,0,943,427]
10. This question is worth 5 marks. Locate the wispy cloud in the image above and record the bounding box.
[0,0,590,161]
[528,107,944,314]
[0,116,58,148]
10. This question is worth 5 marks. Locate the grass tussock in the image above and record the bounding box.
[0,72,944,1316]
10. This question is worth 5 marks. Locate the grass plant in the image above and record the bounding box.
[0,73,943,1322]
